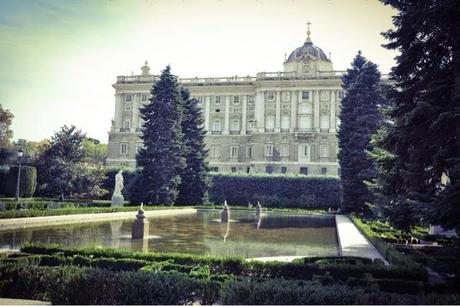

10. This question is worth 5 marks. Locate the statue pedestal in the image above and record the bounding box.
[132,217,149,239]
[111,195,124,207]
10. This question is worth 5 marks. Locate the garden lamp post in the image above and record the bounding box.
[15,148,24,202]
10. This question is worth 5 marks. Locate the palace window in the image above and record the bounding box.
[212,120,221,132]
[265,115,275,129]
[141,94,148,101]
[248,96,255,104]
[320,144,330,158]
[231,166,237,173]
[123,120,131,129]
[321,167,328,175]
[120,143,128,155]
[230,146,238,158]
[215,96,222,105]
[302,91,310,100]
[233,96,240,104]
[280,144,289,157]
[210,146,220,158]
[265,166,273,174]
[210,167,219,172]
[265,144,273,157]
[281,167,287,174]
[299,115,312,129]
[338,91,345,99]
[246,146,252,158]
[126,94,132,102]
[320,114,330,129]
[248,120,254,131]
[266,91,274,101]
[300,167,309,175]
[123,101,132,111]
[300,144,310,158]
[231,119,240,132]
[281,115,290,130]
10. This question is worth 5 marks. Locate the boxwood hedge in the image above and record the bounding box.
[208,173,341,209]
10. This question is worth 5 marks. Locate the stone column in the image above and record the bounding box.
[114,94,123,130]
[330,90,336,133]
[275,90,281,132]
[255,91,265,133]
[204,96,211,132]
[241,95,247,135]
[290,91,298,132]
[132,94,139,132]
[313,90,320,132]
[224,95,230,135]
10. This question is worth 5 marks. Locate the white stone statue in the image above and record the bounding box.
[111,170,125,207]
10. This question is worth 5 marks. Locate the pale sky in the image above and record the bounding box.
[0,0,398,143]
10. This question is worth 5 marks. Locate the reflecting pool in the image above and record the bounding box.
[0,210,338,258]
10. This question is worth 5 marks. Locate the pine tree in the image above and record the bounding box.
[378,0,460,232]
[136,66,186,205]
[176,88,210,205]
[338,51,383,214]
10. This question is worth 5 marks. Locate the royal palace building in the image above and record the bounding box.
[107,29,345,175]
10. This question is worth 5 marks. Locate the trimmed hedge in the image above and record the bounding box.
[2,166,37,198]
[21,243,427,282]
[208,173,341,209]
[220,277,459,305]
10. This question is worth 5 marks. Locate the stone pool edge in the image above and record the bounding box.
[0,208,197,231]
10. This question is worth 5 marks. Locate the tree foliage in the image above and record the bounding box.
[376,0,460,232]
[136,66,186,204]
[36,125,107,199]
[338,51,383,214]
[175,88,210,205]
[0,104,14,166]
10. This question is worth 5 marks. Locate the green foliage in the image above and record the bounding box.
[0,104,14,149]
[208,173,341,208]
[377,0,460,233]
[176,88,210,205]
[136,66,186,204]
[82,138,107,165]
[338,51,384,214]
[2,166,37,197]
[36,125,107,199]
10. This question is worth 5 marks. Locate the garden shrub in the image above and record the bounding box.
[2,166,37,198]
[208,173,341,209]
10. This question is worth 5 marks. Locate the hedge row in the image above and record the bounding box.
[208,173,341,209]
[0,262,458,305]
[0,166,37,198]
[21,243,427,282]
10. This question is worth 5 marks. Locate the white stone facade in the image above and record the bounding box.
[107,35,344,176]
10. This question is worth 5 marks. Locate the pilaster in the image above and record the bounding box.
[241,95,247,135]
[114,94,123,129]
[290,91,298,132]
[330,90,336,133]
[204,96,211,132]
[132,94,139,132]
[255,91,265,133]
[313,90,320,132]
[224,95,230,135]
[275,90,281,132]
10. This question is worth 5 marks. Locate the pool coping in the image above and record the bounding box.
[0,208,197,231]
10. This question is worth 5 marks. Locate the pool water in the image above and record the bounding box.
[0,210,339,258]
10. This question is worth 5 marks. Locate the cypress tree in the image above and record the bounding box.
[176,88,210,205]
[338,51,383,214]
[136,66,186,205]
[378,0,460,232]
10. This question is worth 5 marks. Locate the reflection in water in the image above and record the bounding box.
[0,211,338,258]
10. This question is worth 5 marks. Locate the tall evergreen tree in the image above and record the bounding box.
[338,51,383,214]
[176,88,210,205]
[136,66,186,205]
[377,0,460,232]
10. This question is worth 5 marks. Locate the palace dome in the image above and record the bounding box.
[285,39,330,63]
